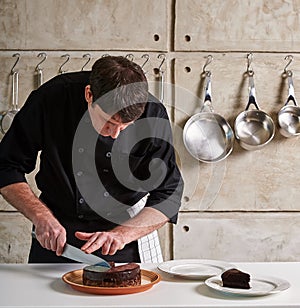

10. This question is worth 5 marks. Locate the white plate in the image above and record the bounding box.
[157,259,235,280]
[205,274,290,297]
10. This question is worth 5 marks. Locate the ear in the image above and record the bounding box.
[85,85,93,105]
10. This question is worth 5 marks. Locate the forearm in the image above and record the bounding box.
[76,207,169,255]
[0,182,54,226]
[0,182,66,254]
[110,207,169,245]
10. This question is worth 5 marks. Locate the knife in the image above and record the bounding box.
[31,231,111,268]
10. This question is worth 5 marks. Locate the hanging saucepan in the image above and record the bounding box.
[0,53,20,135]
[0,70,20,134]
[234,70,275,150]
[278,57,300,137]
[183,68,234,163]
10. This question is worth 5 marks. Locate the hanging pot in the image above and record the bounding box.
[278,71,300,138]
[183,71,234,163]
[0,71,20,134]
[234,72,275,150]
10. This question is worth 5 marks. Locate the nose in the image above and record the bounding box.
[110,126,121,139]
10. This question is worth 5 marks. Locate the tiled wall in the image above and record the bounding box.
[1,0,300,262]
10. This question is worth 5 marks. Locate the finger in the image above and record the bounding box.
[108,240,124,255]
[107,242,118,255]
[56,232,66,256]
[80,232,104,251]
[75,231,93,240]
[50,232,60,252]
[44,237,52,250]
[50,238,57,252]
[101,237,116,255]
[83,237,108,254]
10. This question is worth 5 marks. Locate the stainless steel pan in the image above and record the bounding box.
[278,70,300,138]
[0,70,19,134]
[234,72,275,150]
[183,71,234,163]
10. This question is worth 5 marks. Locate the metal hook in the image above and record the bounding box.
[58,54,70,74]
[202,55,213,72]
[11,53,21,74]
[35,52,47,71]
[125,54,134,61]
[157,54,166,72]
[246,53,254,76]
[284,55,294,76]
[141,54,150,69]
[81,53,91,71]
[202,55,213,77]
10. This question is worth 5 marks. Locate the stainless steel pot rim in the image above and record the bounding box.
[235,109,272,119]
[278,105,300,137]
[234,109,275,148]
[278,104,300,114]
[183,112,234,162]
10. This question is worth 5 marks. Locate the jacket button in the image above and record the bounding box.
[106,152,111,158]
[79,198,84,204]
[76,171,83,177]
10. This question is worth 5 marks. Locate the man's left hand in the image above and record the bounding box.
[75,231,125,255]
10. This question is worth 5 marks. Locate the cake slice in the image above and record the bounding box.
[221,268,250,289]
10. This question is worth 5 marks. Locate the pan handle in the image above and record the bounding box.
[285,74,298,106]
[245,74,260,111]
[201,72,214,112]
[12,71,19,111]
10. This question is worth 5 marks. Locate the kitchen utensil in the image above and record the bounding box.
[157,53,166,103]
[278,57,300,137]
[0,70,20,134]
[205,274,290,296]
[183,63,234,163]
[158,259,235,280]
[31,231,110,268]
[234,70,275,150]
[0,53,20,135]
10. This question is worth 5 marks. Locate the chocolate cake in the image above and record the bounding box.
[221,268,250,289]
[82,262,141,287]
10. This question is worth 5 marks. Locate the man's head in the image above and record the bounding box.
[85,56,148,138]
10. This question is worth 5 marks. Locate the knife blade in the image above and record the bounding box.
[31,231,111,268]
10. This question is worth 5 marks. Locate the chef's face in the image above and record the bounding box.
[85,85,133,139]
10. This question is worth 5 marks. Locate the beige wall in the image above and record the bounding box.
[1,0,300,262]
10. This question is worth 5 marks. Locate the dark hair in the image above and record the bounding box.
[90,56,148,122]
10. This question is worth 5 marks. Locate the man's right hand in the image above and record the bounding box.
[34,218,67,256]
[0,182,67,256]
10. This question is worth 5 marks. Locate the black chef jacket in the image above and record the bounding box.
[0,71,183,263]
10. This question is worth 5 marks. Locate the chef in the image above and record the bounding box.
[0,55,183,263]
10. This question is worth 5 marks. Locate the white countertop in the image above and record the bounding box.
[1,262,299,307]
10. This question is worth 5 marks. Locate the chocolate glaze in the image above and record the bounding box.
[83,262,141,287]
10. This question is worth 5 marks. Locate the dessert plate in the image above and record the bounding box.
[205,274,290,296]
[62,269,160,295]
[157,259,235,280]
